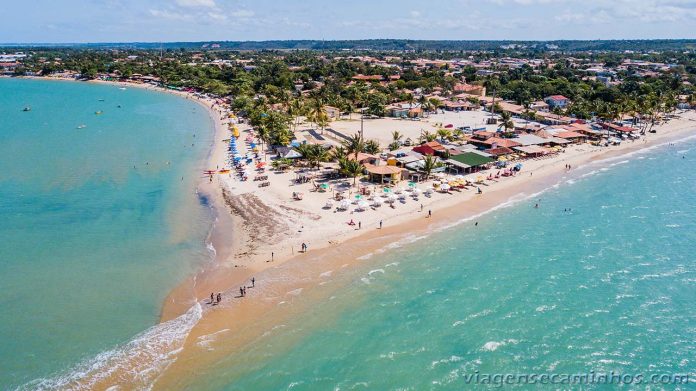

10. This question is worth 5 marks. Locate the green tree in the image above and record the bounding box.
[342,133,365,160]
[421,154,440,180]
[339,158,364,186]
[363,139,381,155]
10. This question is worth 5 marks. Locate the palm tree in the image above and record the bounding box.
[391,130,403,144]
[389,130,403,151]
[418,130,437,144]
[498,111,514,134]
[295,144,329,169]
[437,128,452,142]
[331,146,348,161]
[342,133,365,160]
[339,158,364,186]
[421,154,439,180]
[363,139,381,155]
[288,98,305,131]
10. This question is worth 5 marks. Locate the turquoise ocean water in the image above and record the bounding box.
[192,139,696,390]
[0,78,214,389]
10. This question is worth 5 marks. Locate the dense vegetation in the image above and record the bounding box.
[6,43,695,149]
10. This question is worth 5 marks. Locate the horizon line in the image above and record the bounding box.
[3,38,696,46]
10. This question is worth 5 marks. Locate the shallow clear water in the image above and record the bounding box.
[199,141,696,389]
[0,78,214,389]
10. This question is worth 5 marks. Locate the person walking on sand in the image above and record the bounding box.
[428,209,432,218]
[420,204,424,212]
[216,293,221,303]
[358,221,361,230]
[210,292,214,304]
[379,220,383,229]
[251,277,255,287]
[240,287,244,297]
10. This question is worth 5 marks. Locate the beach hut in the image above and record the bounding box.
[364,164,407,184]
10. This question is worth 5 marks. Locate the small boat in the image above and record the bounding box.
[77,124,87,129]
[95,111,103,115]
[22,106,31,112]
[118,87,126,90]
[98,99,105,102]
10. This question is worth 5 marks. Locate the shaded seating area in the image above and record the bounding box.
[446,152,495,174]
[364,164,407,184]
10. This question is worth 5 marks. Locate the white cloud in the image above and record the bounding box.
[175,0,216,8]
[149,9,190,20]
[230,9,255,18]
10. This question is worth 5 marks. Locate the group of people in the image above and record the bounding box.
[239,277,255,297]
[208,277,256,304]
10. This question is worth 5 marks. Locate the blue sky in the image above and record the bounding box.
[2,0,696,43]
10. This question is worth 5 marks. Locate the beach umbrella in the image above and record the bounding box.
[320,183,329,190]
[357,201,369,210]
[355,194,362,200]
[413,187,422,195]
[408,181,416,188]
[383,187,392,193]
[440,183,451,191]
[373,197,383,206]
[339,200,350,210]
[387,194,397,203]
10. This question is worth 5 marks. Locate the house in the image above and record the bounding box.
[453,83,486,96]
[348,152,379,165]
[387,149,424,168]
[446,152,495,173]
[544,95,570,109]
[387,103,423,118]
[555,131,587,143]
[563,123,603,140]
[467,136,521,150]
[412,141,447,156]
[513,134,550,147]
[603,123,637,134]
[485,146,515,157]
[530,100,549,111]
[512,145,550,157]
[364,164,408,183]
[442,100,478,111]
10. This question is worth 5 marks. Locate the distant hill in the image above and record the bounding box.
[3,39,696,52]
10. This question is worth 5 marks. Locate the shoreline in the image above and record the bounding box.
[11,75,696,388]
